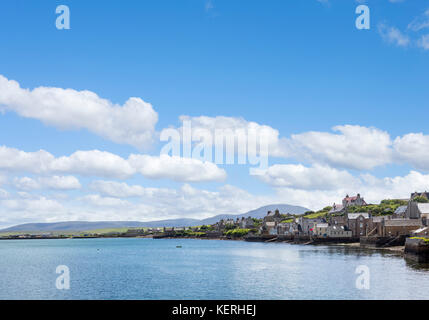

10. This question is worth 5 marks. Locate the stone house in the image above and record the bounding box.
[342,194,367,208]
[411,192,429,200]
[393,206,407,219]
[326,225,352,238]
[383,219,423,237]
[265,221,277,235]
[277,222,299,235]
[264,210,282,223]
[241,217,254,229]
[406,202,429,221]
[347,213,370,237]
[366,216,387,237]
[298,217,326,235]
[314,223,329,237]
[329,214,347,226]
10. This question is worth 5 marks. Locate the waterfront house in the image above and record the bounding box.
[241,217,254,229]
[329,214,347,226]
[298,217,326,235]
[265,221,277,235]
[347,213,370,237]
[393,206,407,219]
[264,210,282,223]
[277,222,299,235]
[225,219,235,226]
[405,202,429,220]
[366,216,387,237]
[383,219,423,237]
[314,223,329,237]
[326,225,352,238]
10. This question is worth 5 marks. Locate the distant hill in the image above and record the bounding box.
[0,204,309,233]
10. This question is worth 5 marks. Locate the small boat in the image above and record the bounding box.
[176,245,182,248]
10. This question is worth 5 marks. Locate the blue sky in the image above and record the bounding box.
[0,0,429,227]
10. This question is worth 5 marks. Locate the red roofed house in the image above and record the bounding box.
[342,194,367,208]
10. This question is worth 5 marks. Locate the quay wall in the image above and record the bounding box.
[404,238,429,263]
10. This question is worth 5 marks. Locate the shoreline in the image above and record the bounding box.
[0,234,406,255]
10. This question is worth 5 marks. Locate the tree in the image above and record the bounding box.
[414,196,429,203]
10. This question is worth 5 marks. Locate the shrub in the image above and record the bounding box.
[224,228,250,237]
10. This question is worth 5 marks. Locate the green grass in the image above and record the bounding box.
[410,237,429,243]
[83,227,130,235]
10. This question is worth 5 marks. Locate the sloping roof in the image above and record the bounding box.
[394,206,407,215]
[417,203,429,214]
[344,196,358,202]
[330,204,344,213]
[348,213,370,220]
[412,227,428,234]
[371,216,385,223]
[315,223,329,228]
[384,219,422,227]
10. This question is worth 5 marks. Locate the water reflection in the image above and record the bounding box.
[405,259,429,272]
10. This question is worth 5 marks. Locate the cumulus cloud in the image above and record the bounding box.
[0,146,226,183]
[171,115,283,157]
[169,116,429,172]
[13,175,81,191]
[279,125,393,170]
[271,170,429,210]
[258,164,359,190]
[0,182,283,228]
[0,75,158,148]
[129,154,226,182]
[393,133,429,171]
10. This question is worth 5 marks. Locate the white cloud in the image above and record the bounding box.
[378,23,410,47]
[280,125,393,170]
[0,75,158,148]
[170,116,429,173]
[80,194,131,208]
[258,164,359,190]
[13,175,81,191]
[90,180,147,198]
[174,115,283,157]
[393,133,429,171]
[0,182,282,228]
[0,146,226,183]
[129,154,227,182]
[271,170,429,210]
[51,150,136,179]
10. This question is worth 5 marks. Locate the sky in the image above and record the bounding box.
[0,0,429,228]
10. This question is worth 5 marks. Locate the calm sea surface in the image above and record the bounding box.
[0,238,428,300]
